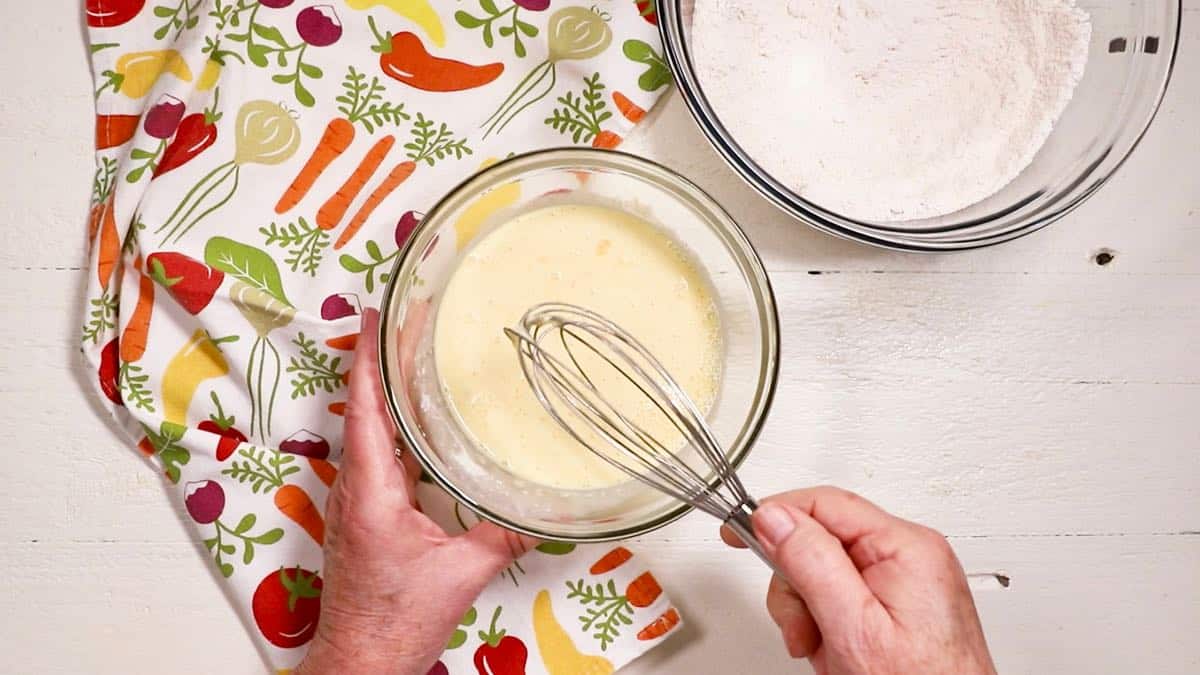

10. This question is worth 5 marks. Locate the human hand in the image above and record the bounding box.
[296,309,535,675]
[723,487,996,675]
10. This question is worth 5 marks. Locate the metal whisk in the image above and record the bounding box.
[505,303,779,572]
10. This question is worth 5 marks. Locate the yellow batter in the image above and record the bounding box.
[434,204,722,489]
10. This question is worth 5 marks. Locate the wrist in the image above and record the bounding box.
[295,625,424,675]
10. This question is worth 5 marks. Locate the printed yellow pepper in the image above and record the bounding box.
[96,49,193,99]
[161,329,238,425]
[197,58,221,91]
[454,159,521,249]
[533,590,614,675]
[345,0,445,47]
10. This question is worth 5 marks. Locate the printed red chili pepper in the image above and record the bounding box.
[98,337,122,405]
[155,90,223,178]
[473,606,527,675]
[369,17,503,92]
[196,392,247,461]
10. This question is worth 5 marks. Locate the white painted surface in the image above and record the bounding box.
[1,2,1197,674]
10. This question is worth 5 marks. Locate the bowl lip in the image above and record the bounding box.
[659,0,1183,252]
[378,147,782,542]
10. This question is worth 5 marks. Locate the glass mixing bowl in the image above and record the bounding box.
[660,0,1182,250]
[378,149,779,541]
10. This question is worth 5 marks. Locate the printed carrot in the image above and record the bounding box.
[626,571,662,608]
[612,91,645,123]
[328,401,346,416]
[309,457,338,487]
[317,135,395,230]
[120,261,155,363]
[277,117,356,214]
[96,113,141,149]
[636,607,680,641]
[591,130,623,150]
[96,195,120,291]
[325,333,358,351]
[589,546,632,575]
[335,160,415,249]
[275,484,325,545]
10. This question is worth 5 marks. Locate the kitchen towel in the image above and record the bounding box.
[80,0,677,672]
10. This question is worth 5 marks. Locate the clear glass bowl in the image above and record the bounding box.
[378,149,779,541]
[660,0,1182,250]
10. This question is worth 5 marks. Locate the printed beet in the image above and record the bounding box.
[279,429,331,459]
[260,0,295,6]
[514,0,550,9]
[320,293,361,320]
[395,210,423,248]
[184,480,226,524]
[297,5,343,47]
[144,94,186,139]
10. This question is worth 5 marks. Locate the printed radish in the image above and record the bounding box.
[297,5,343,46]
[197,391,247,461]
[320,293,361,320]
[87,0,145,27]
[252,567,323,648]
[279,429,331,459]
[144,94,186,139]
[147,252,225,314]
[155,89,223,178]
[184,480,226,524]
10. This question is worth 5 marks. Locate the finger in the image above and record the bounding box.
[720,523,749,548]
[753,502,877,636]
[761,486,917,569]
[341,308,407,494]
[762,486,897,545]
[766,574,822,658]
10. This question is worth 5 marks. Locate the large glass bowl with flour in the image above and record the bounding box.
[660,0,1181,250]
[378,149,779,541]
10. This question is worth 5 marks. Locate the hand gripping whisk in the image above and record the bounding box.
[505,303,781,573]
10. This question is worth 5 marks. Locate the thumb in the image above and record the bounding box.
[753,502,877,636]
[448,521,538,582]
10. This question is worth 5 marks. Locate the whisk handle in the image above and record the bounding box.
[725,498,788,578]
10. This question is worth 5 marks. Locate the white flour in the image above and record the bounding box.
[692,0,1092,222]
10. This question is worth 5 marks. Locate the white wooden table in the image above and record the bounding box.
[2,3,1197,673]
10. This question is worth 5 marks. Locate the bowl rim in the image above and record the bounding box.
[377,147,782,541]
[658,0,1183,251]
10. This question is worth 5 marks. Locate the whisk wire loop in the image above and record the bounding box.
[506,303,776,572]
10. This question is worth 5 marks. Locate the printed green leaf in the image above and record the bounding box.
[205,237,291,307]
[254,528,284,545]
[234,513,257,534]
[623,39,672,92]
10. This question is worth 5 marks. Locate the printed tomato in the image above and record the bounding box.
[252,566,323,648]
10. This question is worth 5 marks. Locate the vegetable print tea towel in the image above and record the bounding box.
[79,0,677,672]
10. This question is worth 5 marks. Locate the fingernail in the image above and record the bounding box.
[754,503,796,547]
